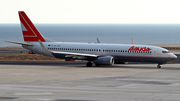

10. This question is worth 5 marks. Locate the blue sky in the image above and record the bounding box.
[1,0,180,24]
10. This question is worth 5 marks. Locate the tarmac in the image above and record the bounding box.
[0,61,180,101]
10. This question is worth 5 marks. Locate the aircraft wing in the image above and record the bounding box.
[52,51,97,57]
[52,51,98,59]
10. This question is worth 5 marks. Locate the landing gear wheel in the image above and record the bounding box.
[157,65,161,69]
[86,62,92,67]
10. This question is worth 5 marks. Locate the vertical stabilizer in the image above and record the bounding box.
[18,11,46,42]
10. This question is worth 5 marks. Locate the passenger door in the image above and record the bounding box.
[153,49,157,57]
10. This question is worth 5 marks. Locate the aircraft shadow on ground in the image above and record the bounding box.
[0,61,179,70]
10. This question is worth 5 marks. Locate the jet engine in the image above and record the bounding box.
[95,56,114,66]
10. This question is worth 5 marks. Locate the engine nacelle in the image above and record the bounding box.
[95,56,114,66]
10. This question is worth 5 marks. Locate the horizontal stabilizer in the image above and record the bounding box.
[5,41,33,46]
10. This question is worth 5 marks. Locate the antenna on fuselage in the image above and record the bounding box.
[131,38,133,44]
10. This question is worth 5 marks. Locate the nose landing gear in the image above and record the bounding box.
[157,63,166,69]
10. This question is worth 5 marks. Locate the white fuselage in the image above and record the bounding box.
[23,42,177,64]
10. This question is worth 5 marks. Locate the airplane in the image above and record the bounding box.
[6,11,177,68]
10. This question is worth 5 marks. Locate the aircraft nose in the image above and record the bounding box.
[170,53,177,59]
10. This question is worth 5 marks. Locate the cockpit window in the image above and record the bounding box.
[162,51,170,53]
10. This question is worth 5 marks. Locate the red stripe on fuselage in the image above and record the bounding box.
[99,54,177,59]
[52,52,176,59]
[18,11,45,42]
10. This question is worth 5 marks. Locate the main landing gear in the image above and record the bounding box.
[86,61,92,67]
[157,64,161,69]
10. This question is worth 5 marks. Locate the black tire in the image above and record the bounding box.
[86,62,92,67]
[95,64,101,67]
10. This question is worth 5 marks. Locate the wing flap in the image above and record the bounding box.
[52,51,98,58]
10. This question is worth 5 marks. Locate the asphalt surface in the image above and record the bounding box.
[0,61,86,66]
[0,49,180,101]
[0,62,180,101]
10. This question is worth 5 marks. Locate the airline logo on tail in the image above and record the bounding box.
[18,11,45,42]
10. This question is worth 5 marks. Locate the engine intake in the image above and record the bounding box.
[95,56,114,66]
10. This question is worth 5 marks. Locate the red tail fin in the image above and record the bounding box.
[18,11,45,42]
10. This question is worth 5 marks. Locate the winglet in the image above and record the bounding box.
[97,38,101,43]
